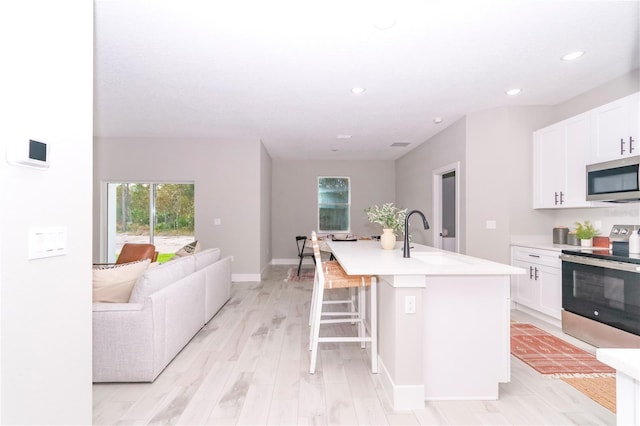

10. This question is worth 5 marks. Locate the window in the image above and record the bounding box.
[106,182,195,262]
[318,177,350,233]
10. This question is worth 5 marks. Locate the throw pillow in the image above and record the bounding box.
[92,259,151,303]
[175,240,201,257]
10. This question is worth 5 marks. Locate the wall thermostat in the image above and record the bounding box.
[6,139,50,169]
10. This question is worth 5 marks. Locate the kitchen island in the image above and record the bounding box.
[327,239,525,410]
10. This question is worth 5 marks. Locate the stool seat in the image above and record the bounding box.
[321,261,374,289]
[308,231,377,375]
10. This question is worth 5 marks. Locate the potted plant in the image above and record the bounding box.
[574,220,599,247]
[365,203,407,249]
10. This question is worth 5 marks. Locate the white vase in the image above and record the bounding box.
[380,228,396,250]
[580,238,593,247]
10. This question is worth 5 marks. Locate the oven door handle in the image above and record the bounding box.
[560,254,640,273]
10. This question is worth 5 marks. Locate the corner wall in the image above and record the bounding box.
[93,137,264,280]
[260,142,273,276]
[395,117,467,249]
[271,160,395,261]
[0,1,93,423]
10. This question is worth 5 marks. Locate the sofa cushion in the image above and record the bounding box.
[93,259,151,303]
[129,255,196,303]
[175,240,201,257]
[194,248,221,270]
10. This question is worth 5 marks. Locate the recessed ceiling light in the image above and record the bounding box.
[336,134,352,139]
[505,88,522,96]
[351,87,366,95]
[390,142,410,148]
[562,51,585,61]
[433,117,443,124]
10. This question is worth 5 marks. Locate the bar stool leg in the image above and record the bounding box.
[371,277,378,373]
[359,284,366,349]
[309,284,323,374]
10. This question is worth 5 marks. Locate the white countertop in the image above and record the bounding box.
[511,242,582,252]
[327,240,525,276]
[597,348,640,380]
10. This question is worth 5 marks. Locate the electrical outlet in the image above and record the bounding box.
[405,295,416,314]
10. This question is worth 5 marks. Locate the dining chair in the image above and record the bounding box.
[308,231,377,374]
[296,235,316,276]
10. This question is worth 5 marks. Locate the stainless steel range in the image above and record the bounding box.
[559,224,640,348]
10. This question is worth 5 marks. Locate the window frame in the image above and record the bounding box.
[102,181,195,263]
[317,176,351,234]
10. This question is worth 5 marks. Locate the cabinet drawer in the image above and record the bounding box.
[512,246,561,268]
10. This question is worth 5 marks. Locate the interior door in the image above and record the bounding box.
[433,162,460,253]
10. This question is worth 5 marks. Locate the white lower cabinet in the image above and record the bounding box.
[511,246,562,320]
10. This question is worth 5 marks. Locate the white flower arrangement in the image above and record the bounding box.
[364,203,407,235]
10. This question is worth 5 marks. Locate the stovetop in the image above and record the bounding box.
[562,223,640,265]
[561,247,640,265]
[561,223,640,265]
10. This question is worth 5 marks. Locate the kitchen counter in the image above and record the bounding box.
[510,241,581,252]
[328,240,525,277]
[327,240,524,410]
[596,348,640,426]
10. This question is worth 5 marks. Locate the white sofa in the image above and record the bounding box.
[92,248,232,383]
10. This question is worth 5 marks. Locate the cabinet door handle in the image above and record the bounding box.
[528,254,540,258]
[534,267,539,280]
[529,266,534,279]
[554,192,559,205]
[621,138,626,155]
[630,136,635,154]
[560,191,565,205]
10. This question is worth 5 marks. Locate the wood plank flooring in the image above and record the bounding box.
[93,265,616,425]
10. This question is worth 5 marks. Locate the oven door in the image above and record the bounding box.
[560,254,640,336]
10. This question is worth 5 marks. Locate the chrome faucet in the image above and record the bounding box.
[403,209,430,258]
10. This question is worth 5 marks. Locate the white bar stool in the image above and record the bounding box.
[308,231,377,375]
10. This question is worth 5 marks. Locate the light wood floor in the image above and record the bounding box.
[93,265,616,425]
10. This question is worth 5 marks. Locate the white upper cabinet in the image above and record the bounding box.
[591,92,639,163]
[533,113,591,209]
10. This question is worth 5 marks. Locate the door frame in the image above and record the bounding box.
[432,162,460,253]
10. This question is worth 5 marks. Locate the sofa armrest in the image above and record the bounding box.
[203,256,233,323]
[92,298,166,382]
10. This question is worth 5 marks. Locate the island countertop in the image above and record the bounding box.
[327,240,525,277]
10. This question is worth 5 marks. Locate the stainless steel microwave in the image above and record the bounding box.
[586,155,640,202]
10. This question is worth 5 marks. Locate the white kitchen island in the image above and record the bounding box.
[327,240,525,410]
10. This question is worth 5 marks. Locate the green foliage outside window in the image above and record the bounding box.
[318,177,350,232]
[115,183,194,235]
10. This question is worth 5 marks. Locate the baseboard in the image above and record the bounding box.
[232,273,261,282]
[271,258,315,266]
[514,304,562,329]
[377,357,425,411]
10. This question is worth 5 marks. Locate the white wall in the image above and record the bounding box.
[0,1,93,423]
[465,106,555,262]
[396,118,467,249]
[260,142,273,276]
[93,137,264,280]
[271,160,395,261]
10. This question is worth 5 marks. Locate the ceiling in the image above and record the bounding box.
[94,0,640,160]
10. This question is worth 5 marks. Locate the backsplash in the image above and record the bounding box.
[550,204,640,236]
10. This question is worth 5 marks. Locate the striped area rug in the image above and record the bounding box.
[511,323,616,412]
[510,323,615,377]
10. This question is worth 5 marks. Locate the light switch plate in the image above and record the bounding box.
[28,226,67,259]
